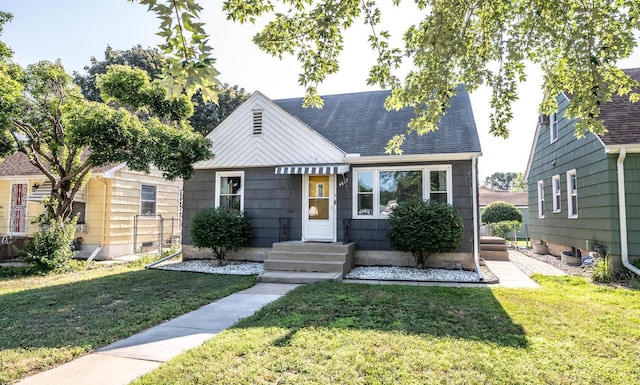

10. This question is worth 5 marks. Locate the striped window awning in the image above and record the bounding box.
[275,164,350,175]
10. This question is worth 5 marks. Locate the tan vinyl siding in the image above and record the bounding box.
[105,168,181,247]
[0,179,46,237]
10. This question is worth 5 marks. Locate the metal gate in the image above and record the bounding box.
[133,215,181,253]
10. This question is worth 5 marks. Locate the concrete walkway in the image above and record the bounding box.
[17,283,299,385]
[17,252,562,385]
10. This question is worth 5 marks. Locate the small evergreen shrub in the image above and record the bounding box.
[388,198,464,269]
[481,201,523,224]
[190,207,251,264]
[19,204,78,274]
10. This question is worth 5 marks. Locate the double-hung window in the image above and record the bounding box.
[552,175,561,213]
[141,184,157,216]
[567,169,578,218]
[353,165,452,219]
[537,180,545,218]
[216,171,244,211]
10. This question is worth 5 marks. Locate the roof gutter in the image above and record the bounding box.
[616,149,640,276]
[344,152,483,164]
[472,155,484,281]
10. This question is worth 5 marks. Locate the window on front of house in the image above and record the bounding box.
[141,184,157,216]
[567,169,578,218]
[216,171,244,211]
[353,166,452,218]
[552,174,561,213]
[537,180,545,218]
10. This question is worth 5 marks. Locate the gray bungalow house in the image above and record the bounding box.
[182,87,483,281]
[525,68,640,275]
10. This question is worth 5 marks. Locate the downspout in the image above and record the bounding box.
[616,149,640,276]
[472,156,484,280]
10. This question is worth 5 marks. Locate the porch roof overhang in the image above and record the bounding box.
[275,164,350,175]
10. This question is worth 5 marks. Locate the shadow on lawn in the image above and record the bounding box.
[0,269,255,351]
[234,282,528,348]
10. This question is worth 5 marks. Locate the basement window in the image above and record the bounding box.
[252,110,263,135]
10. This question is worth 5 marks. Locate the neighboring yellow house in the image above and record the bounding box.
[0,153,182,260]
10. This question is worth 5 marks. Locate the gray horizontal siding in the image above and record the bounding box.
[184,160,477,254]
[527,95,628,255]
[342,160,475,253]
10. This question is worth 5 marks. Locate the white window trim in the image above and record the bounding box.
[550,112,559,143]
[537,180,545,218]
[215,171,245,211]
[351,165,452,219]
[567,169,578,219]
[552,174,561,213]
[140,183,157,217]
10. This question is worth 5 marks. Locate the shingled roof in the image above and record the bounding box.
[0,152,116,177]
[598,67,640,146]
[273,85,481,156]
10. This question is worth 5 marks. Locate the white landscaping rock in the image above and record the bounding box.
[153,260,487,282]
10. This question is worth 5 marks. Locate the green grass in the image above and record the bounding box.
[0,262,256,384]
[134,276,640,385]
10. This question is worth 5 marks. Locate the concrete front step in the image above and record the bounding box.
[272,241,354,253]
[479,236,507,245]
[267,250,349,262]
[258,270,343,284]
[480,250,510,261]
[264,259,348,274]
[480,243,508,252]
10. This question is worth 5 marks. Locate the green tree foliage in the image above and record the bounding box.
[73,45,165,102]
[481,201,523,224]
[0,41,212,221]
[484,172,522,191]
[73,45,249,135]
[190,207,251,264]
[19,200,78,273]
[138,1,639,153]
[133,0,220,101]
[388,198,463,269]
[511,173,527,193]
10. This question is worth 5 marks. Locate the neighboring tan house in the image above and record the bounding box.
[525,67,640,274]
[182,88,483,281]
[479,186,529,239]
[0,152,182,260]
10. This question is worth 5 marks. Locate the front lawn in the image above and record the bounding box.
[0,263,256,384]
[134,276,640,385]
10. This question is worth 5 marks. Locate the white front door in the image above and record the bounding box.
[303,174,336,241]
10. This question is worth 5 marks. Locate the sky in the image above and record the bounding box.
[2,0,639,181]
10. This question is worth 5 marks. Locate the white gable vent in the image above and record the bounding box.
[252,110,263,135]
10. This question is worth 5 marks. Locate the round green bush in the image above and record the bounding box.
[388,198,464,269]
[190,207,251,263]
[481,201,523,224]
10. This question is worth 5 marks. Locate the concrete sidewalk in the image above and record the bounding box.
[17,283,299,385]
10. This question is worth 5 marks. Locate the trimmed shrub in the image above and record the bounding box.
[491,220,521,240]
[190,207,251,264]
[388,198,464,269]
[481,201,523,224]
[19,207,78,274]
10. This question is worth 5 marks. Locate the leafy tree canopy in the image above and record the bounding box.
[484,172,523,191]
[0,37,212,220]
[73,45,249,135]
[136,0,639,153]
